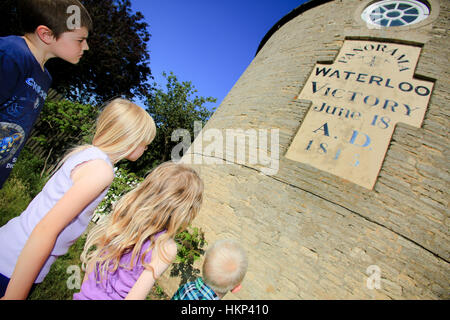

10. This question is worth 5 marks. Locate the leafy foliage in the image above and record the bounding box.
[175,227,207,264]
[0,0,152,104]
[170,227,208,285]
[31,99,99,170]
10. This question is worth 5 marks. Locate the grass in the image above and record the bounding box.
[0,149,47,226]
[0,177,33,225]
[29,234,88,300]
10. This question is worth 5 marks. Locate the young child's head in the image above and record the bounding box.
[18,0,93,64]
[82,161,204,279]
[92,98,156,164]
[202,239,248,297]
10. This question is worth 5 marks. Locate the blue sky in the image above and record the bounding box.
[129,0,308,111]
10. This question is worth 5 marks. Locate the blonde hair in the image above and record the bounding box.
[81,161,204,281]
[57,98,156,169]
[202,239,248,295]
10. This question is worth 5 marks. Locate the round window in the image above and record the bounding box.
[361,0,430,27]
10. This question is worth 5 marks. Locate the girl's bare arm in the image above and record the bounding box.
[125,239,177,300]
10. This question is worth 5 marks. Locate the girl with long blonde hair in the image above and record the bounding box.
[73,161,204,300]
[0,98,156,299]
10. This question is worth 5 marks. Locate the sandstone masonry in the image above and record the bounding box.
[160,0,449,299]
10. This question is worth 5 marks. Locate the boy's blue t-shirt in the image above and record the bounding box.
[0,36,52,189]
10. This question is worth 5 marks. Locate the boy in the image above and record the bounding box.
[0,0,92,189]
[172,239,248,300]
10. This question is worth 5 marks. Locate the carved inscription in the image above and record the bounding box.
[286,40,434,189]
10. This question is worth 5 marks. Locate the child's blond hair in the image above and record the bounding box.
[81,161,204,281]
[92,98,156,163]
[202,239,248,295]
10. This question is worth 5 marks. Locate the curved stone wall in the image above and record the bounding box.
[162,0,449,299]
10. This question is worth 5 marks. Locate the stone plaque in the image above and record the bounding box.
[286,40,434,189]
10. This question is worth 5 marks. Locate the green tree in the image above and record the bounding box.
[0,0,152,104]
[31,99,99,173]
[122,72,216,175]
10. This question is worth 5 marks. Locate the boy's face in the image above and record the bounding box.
[50,27,89,64]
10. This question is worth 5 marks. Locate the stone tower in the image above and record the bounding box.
[162,0,449,299]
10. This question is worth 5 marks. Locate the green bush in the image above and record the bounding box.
[31,99,98,172]
[170,227,208,285]
[175,227,207,265]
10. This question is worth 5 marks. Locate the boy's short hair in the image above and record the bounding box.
[202,239,248,295]
[18,0,93,38]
